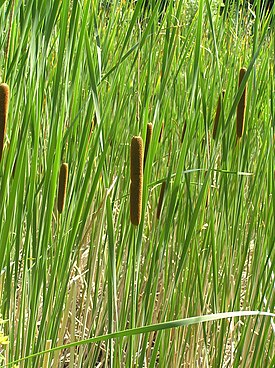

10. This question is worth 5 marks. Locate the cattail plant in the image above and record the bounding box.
[57,163,69,214]
[156,181,166,220]
[236,67,247,139]
[130,136,143,226]
[144,123,153,167]
[213,90,225,139]
[0,83,9,161]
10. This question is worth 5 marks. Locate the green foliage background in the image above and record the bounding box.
[0,0,274,367]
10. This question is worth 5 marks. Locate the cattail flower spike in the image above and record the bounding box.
[58,163,69,214]
[0,83,9,161]
[130,136,143,226]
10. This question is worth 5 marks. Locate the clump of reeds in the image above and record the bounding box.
[57,163,69,214]
[144,123,153,167]
[0,83,9,161]
[212,90,225,139]
[130,136,143,226]
[236,67,247,139]
[156,181,166,220]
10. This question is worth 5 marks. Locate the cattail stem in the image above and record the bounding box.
[143,123,153,167]
[57,163,69,214]
[130,136,143,226]
[156,181,166,220]
[0,83,9,162]
[213,90,225,139]
[236,67,247,139]
[42,340,52,368]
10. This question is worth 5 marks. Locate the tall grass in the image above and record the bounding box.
[0,0,274,367]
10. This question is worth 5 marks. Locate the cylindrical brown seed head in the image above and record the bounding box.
[57,163,69,214]
[130,136,143,226]
[144,123,153,167]
[213,89,225,140]
[0,83,10,161]
[236,67,247,139]
[156,181,166,220]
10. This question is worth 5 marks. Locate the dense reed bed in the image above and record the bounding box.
[0,0,274,367]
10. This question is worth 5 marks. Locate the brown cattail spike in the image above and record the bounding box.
[213,90,225,139]
[236,67,247,139]
[144,123,153,167]
[130,136,143,226]
[156,181,166,220]
[0,83,10,161]
[57,163,69,214]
